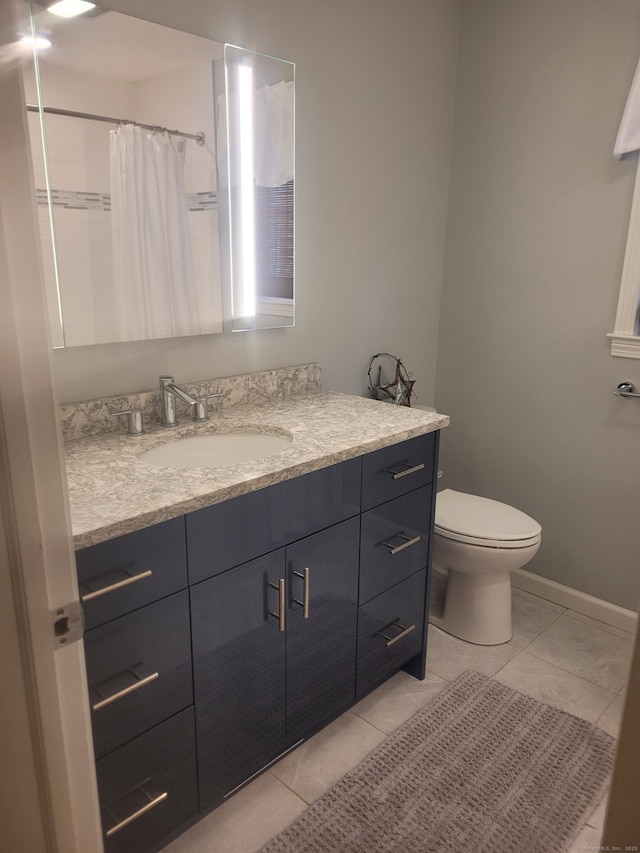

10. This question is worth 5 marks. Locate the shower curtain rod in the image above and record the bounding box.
[26,104,205,145]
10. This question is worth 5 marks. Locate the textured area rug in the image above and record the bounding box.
[260,670,615,853]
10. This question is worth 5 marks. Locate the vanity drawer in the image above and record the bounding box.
[356,569,427,698]
[96,707,197,853]
[186,457,361,584]
[359,487,432,604]
[76,517,187,631]
[361,433,435,511]
[84,590,193,759]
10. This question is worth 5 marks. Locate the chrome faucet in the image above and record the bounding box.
[159,375,220,426]
[112,406,145,435]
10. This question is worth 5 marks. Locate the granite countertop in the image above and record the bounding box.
[65,390,449,550]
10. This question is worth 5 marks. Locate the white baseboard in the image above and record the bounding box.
[512,569,638,635]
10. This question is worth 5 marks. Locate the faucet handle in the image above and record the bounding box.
[112,407,145,435]
[191,393,222,422]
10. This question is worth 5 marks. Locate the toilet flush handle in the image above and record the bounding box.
[614,381,640,399]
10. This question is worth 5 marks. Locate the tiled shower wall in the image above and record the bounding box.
[24,57,223,347]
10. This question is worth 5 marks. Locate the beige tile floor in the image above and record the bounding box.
[161,588,634,853]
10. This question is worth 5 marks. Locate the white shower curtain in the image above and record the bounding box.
[110,124,201,341]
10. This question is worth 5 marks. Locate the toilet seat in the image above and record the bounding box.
[434,488,542,549]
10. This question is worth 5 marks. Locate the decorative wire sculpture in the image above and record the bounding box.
[367,353,416,406]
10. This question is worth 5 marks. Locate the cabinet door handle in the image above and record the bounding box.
[268,578,286,631]
[103,778,167,837]
[380,533,422,555]
[377,619,416,647]
[292,567,310,618]
[382,461,425,480]
[90,664,159,711]
[80,566,152,602]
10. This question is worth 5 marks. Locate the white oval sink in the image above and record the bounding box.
[138,432,292,469]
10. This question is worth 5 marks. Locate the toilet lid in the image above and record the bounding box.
[435,489,542,548]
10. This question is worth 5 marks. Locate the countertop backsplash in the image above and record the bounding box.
[59,363,323,443]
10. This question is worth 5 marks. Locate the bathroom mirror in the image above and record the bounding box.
[23,3,295,346]
[221,45,295,331]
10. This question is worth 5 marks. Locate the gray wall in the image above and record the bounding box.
[52,0,460,404]
[437,0,640,610]
[48,0,640,611]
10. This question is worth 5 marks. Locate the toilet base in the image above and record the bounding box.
[430,569,512,645]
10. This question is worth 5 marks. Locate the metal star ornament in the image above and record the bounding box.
[367,353,416,407]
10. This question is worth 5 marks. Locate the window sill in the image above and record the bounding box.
[608,333,640,358]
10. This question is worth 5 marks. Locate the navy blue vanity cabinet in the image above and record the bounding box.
[359,487,432,604]
[186,457,361,584]
[356,431,438,697]
[356,570,428,697]
[191,549,287,811]
[361,432,436,512]
[76,517,197,852]
[191,516,361,812]
[186,458,361,810]
[84,590,193,759]
[96,708,197,853]
[75,429,440,850]
[284,516,360,744]
[76,516,188,631]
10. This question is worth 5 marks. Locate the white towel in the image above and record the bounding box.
[614,57,640,158]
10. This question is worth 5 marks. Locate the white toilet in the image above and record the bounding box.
[430,488,542,645]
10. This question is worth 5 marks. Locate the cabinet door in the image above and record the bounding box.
[286,517,360,745]
[191,550,286,811]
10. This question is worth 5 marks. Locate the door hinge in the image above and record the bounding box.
[51,601,84,649]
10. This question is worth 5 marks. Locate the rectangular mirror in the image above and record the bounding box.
[23,2,295,346]
[221,45,295,331]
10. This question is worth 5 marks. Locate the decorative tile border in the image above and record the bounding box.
[37,188,111,211]
[60,363,322,443]
[185,190,218,211]
[37,188,217,212]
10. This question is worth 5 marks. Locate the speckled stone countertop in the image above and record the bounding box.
[65,390,449,550]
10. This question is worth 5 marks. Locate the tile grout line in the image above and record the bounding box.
[505,604,567,654]
[265,769,315,807]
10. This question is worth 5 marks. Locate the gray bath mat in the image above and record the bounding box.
[260,670,615,853]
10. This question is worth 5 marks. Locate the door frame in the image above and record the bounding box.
[0,2,102,850]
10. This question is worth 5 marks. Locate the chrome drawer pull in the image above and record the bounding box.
[380,533,422,555]
[292,567,310,618]
[377,619,416,647]
[268,578,286,631]
[80,566,153,602]
[91,664,159,711]
[382,461,425,480]
[104,778,167,837]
